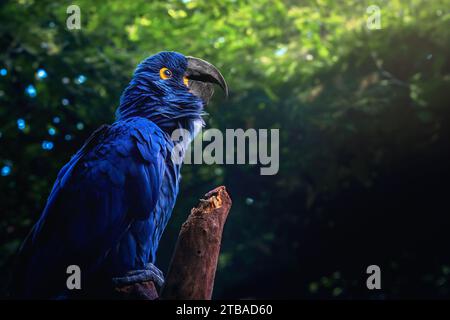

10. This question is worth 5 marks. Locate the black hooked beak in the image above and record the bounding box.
[185,56,228,105]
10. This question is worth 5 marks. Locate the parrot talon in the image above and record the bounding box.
[112,263,165,288]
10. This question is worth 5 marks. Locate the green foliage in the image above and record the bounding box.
[0,0,449,298]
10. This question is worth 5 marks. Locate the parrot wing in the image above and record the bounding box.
[11,118,168,298]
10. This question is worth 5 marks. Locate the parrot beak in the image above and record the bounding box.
[185,56,228,105]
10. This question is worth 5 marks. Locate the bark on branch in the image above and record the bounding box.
[161,186,232,300]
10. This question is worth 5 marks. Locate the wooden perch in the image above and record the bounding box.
[161,186,232,300]
[113,186,232,300]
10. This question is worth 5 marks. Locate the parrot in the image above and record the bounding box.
[10,51,228,299]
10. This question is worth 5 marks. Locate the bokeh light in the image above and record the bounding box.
[36,69,48,80]
[1,165,11,177]
[17,118,26,131]
[48,127,56,136]
[75,75,87,84]
[41,141,54,150]
[25,84,37,97]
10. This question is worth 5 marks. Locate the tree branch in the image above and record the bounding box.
[161,186,232,300]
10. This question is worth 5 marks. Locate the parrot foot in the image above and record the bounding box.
[112,263,164,288]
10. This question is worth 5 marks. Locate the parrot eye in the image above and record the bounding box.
[159,67,172,80]
[183,76,189,87]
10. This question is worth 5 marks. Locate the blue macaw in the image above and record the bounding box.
[10,51,228,299]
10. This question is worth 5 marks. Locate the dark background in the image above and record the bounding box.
[1,0,449,299]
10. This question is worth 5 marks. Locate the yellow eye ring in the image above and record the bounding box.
[159,67,172,80]
[183,76,189,87]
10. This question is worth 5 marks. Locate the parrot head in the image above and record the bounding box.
[116,51,228,133]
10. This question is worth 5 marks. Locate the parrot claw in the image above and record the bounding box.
[112,263,165,288]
